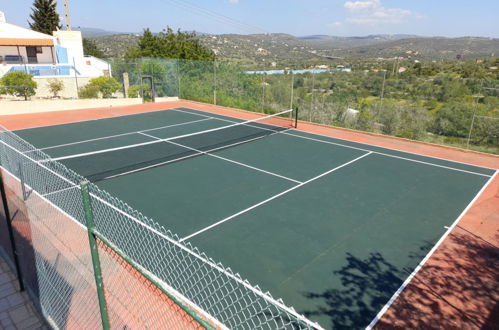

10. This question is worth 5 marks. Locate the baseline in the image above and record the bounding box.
[47,109,292,162]
[25,118,212,152]
[12,106,182,132]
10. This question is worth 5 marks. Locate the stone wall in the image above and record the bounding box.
[33,76,92,98]
[0,98,143,115]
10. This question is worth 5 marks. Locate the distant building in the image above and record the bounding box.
[0,11,110,97]
[344,108,359,123]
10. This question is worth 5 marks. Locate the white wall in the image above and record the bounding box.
[33,76,90,98]
[0,98,143,115]
[36,46,55,63]
[53,30,84,67]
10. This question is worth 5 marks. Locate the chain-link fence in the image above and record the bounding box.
[0,126,320,329]
[107,58,498,154]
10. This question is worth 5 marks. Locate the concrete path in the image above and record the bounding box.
[0,257,47,330]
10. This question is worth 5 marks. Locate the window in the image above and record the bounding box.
[36,47,43,54]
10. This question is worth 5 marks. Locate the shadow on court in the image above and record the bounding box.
[301,251,410,329]
[302,230,499,329]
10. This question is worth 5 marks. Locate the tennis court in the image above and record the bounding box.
[12,107,497,329]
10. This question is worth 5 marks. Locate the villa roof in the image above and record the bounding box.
[0,22,54,46]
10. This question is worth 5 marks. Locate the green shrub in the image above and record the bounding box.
[47,78,64,98]
[85,76,121,98]
[0,72,37,100]
[79,84,99,99]
[128,84,151,98]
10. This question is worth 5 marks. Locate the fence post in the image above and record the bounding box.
[467,79,483,149]
[73,57,80,99]
[0,173,25,291]
[213,59,217,105]
[80,181,110,330]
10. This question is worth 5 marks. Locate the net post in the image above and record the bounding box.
[0,172,25,292]
[80,181,110,330]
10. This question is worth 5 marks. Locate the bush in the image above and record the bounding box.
[0,72,37,100]
[434,102,473,137]
[79,84,99,99]
[85,76,121,98]
[128,84,151,98]
[47,78,64,98]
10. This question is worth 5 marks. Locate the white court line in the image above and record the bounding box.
[366,169,498,330]
[138,131,302,184]
[174,108,496,176]
[180,152,372,242]
[14,107,184,132]
[0,141,322,330]
[46,109,292,162]
[42,185,79,197]
[25,118,212,152]
[283,132,492,178]
[100,128,295,181]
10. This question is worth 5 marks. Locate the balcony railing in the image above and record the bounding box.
[1,63,80,77]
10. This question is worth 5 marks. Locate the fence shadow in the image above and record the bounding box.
[302,228,498,329]
[301,252,410,329]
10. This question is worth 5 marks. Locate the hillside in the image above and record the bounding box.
[87,32,499,67]
[332,37,499,60]
[299,34,420,48]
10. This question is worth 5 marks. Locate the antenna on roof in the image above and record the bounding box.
[64,0,72,30]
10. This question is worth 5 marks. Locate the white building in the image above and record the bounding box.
[0,11,110,97]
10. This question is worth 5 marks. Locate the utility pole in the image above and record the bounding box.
[64,0,72,31]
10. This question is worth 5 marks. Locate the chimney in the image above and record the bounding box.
[0,11,6,23]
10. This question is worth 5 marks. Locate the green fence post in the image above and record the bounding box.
[294,106,299,128]
[0,173,25,291]
[80,181,110,330]
[17,163,27,201]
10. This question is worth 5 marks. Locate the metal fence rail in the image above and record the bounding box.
[0,126,320,329]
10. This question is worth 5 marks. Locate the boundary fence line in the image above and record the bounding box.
[0,125,321,329]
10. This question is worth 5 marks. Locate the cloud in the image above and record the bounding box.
[328,21,343,28]
[344,0,380,12]
[343,0,414,25]
[228,0,239,4]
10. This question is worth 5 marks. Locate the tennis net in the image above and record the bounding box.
[44,109,296,182]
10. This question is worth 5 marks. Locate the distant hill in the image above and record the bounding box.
[88,30,499,66]
[299,34,420,48]
[334,36,499,60]
[79,27,130,38]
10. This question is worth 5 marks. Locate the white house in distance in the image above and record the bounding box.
[0,11,110,98]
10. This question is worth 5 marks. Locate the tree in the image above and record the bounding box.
[434,102,474,137]
[83,38,106,58]
[126,28,215,61]
[0,72,37,100]
[47,78,64,98]
[29,0,61,35]
[84,76,121,98]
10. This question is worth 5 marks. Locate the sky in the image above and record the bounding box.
[1,0,498,37]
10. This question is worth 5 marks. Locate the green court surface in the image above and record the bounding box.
[15,108,496,329]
